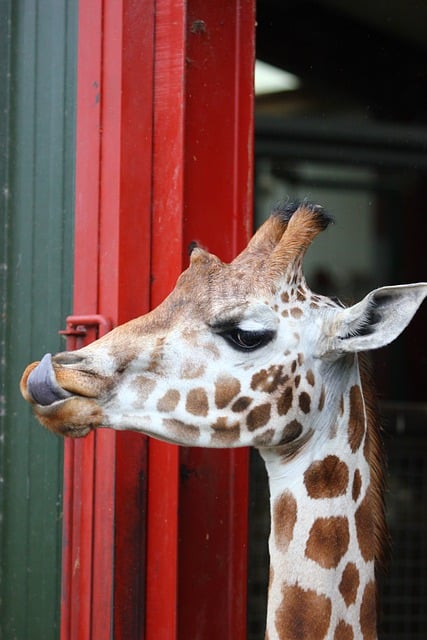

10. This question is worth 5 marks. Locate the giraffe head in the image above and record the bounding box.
[20,202,427,448]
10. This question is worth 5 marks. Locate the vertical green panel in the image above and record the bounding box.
[0,1,77,638]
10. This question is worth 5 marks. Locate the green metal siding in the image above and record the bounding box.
[0,1,77,638]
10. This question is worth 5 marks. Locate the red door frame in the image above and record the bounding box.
[61,2,255,638]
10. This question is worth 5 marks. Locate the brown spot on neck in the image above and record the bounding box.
[360,581,377,640]
[305,516,350,569]
[334,620,354,640]
[354,488,375,562]
[273,491,297,553]
[339,562,360,607]
[352,469,362,501]
[304,455,349,499]
[275,584,332,640]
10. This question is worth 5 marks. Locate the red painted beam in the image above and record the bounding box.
[145,0,187,637]
[62,1,153,638]
[63,1,254,639]
[179,2,254,638]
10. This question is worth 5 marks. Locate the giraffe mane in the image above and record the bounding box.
[358,354,391,578]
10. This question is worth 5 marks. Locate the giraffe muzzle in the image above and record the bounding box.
[20,352,105,437]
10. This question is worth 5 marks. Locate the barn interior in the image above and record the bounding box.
[249,2,427,638]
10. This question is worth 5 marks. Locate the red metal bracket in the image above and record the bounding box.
[59,314,113,350]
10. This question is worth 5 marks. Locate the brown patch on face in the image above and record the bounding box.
[280,419,302,444]
[214,376,241,409]
[304,455,349,499]
[334,620,354,640]
[278,427,313,461]
[246,403,271,431]
[277,387,293,416]
[318,385,325,411]
[147,336,166,372]
[32,397,102,438]
[203,341,220,360]
[231,396,252,412]
[281,309,289,317]
[297,289,306,302]
[306,369,315,386]
[348,385,365,452]
[163,418,201,443]
[294,375,301,389]
[291,360,297,373]
[305,516,350,569]
[281,291,289,303]
[180,361,206,379]
[298,391,311,414]
[339,562,359,607]
[251,365,289,393]
[133,375,157,403]
[157,389,180,412]
[359,581,377,640]
[290,307,303,319]
[352,469,362,501]
[210,417,240,445]
[339,394,345,416]
[297,352,304,365]
[273,491,297,552]
[186,388,209,417]
[275,584,332,640]
[252,428,275,446]
[355,489,375,562]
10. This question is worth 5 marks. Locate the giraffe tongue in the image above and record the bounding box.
[27,353,73,406]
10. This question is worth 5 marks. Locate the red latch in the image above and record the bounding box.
[59,314,113,350]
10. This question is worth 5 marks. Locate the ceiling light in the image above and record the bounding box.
[255,60,300,95]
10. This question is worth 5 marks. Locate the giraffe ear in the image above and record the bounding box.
[327,283,427,355]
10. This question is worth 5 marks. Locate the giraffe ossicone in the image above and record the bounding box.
[20,202,427,639]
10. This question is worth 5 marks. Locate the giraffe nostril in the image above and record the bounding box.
[53,352,85,366]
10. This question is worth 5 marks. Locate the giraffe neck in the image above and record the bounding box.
[259,358,381,640]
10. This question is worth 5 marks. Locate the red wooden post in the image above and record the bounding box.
[62,2,154,638]
[178,2,254,638]
[62,1,254,638]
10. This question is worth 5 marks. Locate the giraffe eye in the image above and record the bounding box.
[221,328,275,352]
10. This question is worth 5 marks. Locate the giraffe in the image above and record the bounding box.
[20,202,427,640]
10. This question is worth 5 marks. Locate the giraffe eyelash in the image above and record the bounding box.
[219,327,276,352]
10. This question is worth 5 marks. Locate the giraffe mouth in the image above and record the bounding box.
[25,354,74,406]
[20,353,105,438]
[21,352,101,407]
